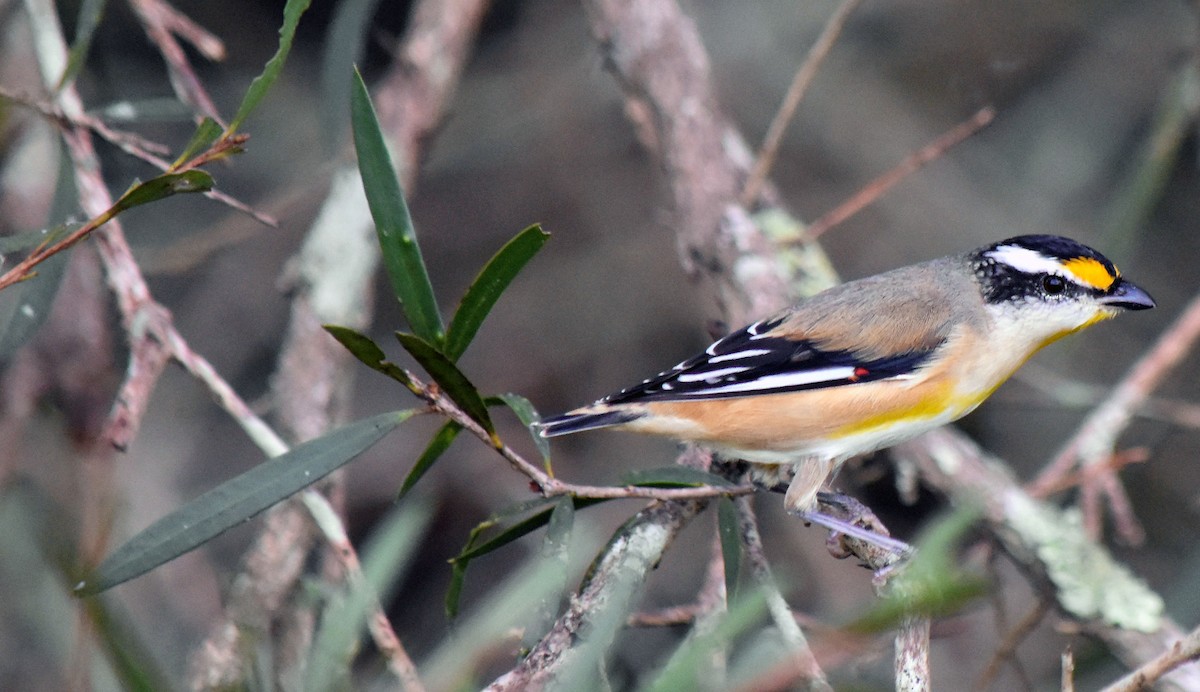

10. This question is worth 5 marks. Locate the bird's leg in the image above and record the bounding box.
[803,491,913,557]
[748,459,913,557]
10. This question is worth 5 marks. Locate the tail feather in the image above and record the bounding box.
[537,407,643,438]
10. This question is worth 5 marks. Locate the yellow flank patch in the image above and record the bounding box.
[1062,257,1116,290]
[830,380,980,439]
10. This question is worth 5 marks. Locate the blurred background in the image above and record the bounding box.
[0,0,1197,688]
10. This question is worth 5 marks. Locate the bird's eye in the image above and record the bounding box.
[1042,275,1066,295]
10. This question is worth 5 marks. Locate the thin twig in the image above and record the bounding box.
[802,106,996,240]
[128,0,223,122]
[977,599,1050,690]
[733,493,830,689]
[1062,646,1075,692]
[740,0,862,207]
[627,605,701,628]
[416,371,756,502]
[1100,625,1200,692]
[1029,448,1149,499]
[0,87,275,226]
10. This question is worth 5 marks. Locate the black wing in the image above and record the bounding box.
[603,316,941,404]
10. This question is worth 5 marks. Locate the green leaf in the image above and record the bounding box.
[489,393,551,471]
[307,499,429,692]
[395,331,492,434]
[398,420,461,499]
[0,222,78,255]
[621,466,734,489]
[78,410,415,595]
[445,497,606,618]
[0,248,71,359]
[324,324,414,387]
[717,497,741,603]
[319,0,384,152]
[646,590,768,692]
[523,496,574,649]
[57,0,106,91]
[444,224,549,362]
[845,506,988,634]
[351,69,445,344]
[225,0,314,134]
[171,118,224,170]
[453,498,607,565]
[113,171,214,212]
[0,151,78,358]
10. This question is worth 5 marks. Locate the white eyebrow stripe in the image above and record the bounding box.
[675,366,752,383]
[986,245,1070,277]
[674,366,856,395]
[707,348,772,363]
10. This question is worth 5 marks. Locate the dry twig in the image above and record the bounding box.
[741,0,863,207]
[128,0,224,122]
[802,106,995,241]
[977,599,1050,690]
[1101,625,1200,692]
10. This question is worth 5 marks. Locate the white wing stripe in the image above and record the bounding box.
[674,366,856,396]
[675,366,752,383]
[707,348,772,363]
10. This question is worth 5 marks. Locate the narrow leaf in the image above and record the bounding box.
[646,591,769,692]
[0,249,71,359]
[171,118,224,171]
[0,151,78,358]
[0,222,80,255]
[78,410,415,594]
[453,498,606,564]
[490,393,551,471]
[324,324,414,387]
[395,331,492,434]
[225,0,314,134]
[57,0,106,91]
[717,497,741,602]
[621,466,734,489]
[351,68,444,344]
[113,171,214,212]
[523,496,574,649]
[444,224,549,361]
[398,420,462,499]
[446,497,606,618]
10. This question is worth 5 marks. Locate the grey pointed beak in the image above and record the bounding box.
[1099,278,1156,311]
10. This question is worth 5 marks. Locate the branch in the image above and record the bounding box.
[1101,625,1200,692]
[733,494,830,690]
[741,0,862,207]
[898,429,1200,690]
[127,0,224,122]
[189,0,491,687]
[803,106,995,241]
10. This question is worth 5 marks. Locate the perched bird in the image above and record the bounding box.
[537,235,1155,546]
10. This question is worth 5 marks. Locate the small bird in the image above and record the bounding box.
[537,235,1155,546]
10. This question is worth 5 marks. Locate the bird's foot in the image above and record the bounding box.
[795,491,914,561]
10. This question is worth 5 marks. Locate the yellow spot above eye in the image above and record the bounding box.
[1062,257,1116,290]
